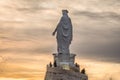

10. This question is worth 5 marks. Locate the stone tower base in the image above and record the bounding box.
[45,67,88,80]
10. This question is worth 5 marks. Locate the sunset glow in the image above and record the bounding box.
[0,0,120,80]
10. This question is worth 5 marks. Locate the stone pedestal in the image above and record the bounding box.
[53,53,76,69]
[44,52,88,80]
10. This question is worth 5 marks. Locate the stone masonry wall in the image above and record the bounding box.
[44,67,88,80]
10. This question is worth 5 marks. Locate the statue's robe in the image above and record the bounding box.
[56,14,73,54]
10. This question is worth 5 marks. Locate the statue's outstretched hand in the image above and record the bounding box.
[52,31,55,36]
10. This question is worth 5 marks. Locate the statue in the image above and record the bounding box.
[52,10,73,54]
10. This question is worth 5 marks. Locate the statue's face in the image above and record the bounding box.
[62,10,68,15]
[62,11,67,15]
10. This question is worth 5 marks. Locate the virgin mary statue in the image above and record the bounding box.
[52,10,73,54]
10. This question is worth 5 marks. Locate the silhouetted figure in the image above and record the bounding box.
[54,60,57,67]
[77,64,80,68]
[81,68,86,74]
[75,63,80,68]
[75,63,78,67]
[49,62,52,67]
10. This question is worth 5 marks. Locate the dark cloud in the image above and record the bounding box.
[73,11,120,20]
[73,29,120,63]
[76,39,120,55]
[70,11,120,63]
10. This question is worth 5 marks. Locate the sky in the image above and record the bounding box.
[0,0,120,80]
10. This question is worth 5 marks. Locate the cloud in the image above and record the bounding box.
[70,10,120,63]
[0,26,52,41]
[0,47,53,54]
[0,27,54,55]
[68,5,120,63]
[73,11,120,21]
[0,0,120,63]
[74,40,120,63]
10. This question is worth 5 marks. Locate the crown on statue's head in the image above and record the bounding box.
[62,9,69,13]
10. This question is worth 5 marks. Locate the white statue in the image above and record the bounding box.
[52,10,73,54]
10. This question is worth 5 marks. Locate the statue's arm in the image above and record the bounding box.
[52,26,58,36]
[52,17,62,36]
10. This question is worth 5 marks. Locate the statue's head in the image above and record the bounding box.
[62,9,68,15]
